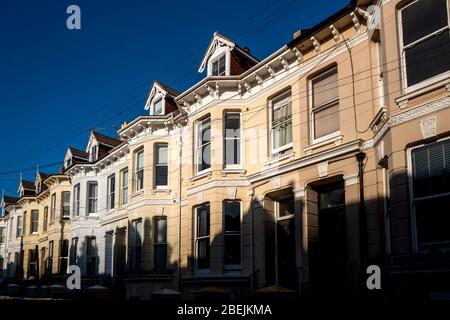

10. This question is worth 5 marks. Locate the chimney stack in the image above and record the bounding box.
[293,29,302,39]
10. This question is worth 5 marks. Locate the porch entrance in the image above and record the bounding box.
[308,181,347,294]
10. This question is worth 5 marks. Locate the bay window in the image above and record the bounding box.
[223,201,241,269]
[196,117,211,174]
[73,184,80,217]
[410,138,450,250]
[121,169,129,205]
[399,0,450,88]
[271,91,292,154]
[31,210,39,234]
[224,113,241,167]
[87,182,98,214]
[154,216,167,270]
[107,174,116,210]
[50,194,56,224]
[61,191,71,218]
[155,144,168,188]
[135,149,144,192]
[195,204,210,270]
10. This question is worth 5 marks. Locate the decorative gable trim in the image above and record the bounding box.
[199,32,236,73]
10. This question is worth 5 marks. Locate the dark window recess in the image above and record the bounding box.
[223,201,241,266]
[196,204,210,269]
[154,217,168,270]
[412,139,450,249]
[405,31,450,86]
[401,0,448,46]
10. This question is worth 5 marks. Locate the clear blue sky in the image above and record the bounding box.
[0,0,349,196]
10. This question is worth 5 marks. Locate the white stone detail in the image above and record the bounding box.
[419,116,437,139]
[317,161,329,177]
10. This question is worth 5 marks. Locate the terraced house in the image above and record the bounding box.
[0,0,449,301]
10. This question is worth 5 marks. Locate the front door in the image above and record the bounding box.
[309,182,347,294]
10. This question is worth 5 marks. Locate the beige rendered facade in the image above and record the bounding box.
[1,0,449,301]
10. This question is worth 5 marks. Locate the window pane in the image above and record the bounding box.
[137,151,144,170]
[155,166,168,186]
[154,244,167,269]
[224,202,240,232]
[212,60,219,76]
[134,221,142,246]
[200,144,211,171]
[154,98,162,114]
[402,0,448,46]
[412,140,450,198]
[122,170,128,187]
[197,206,210,237]
[109,176,115,193]
[155,218,167,243]
[416,195,450,248]
[197,239,210,269]
[225,139,240,165]
[314,102,340,139]
[320,187,345,209]
[225,114,240,138]
[278,198,295,217]
[224,235,241,265]
[89,183,98,197]
[405,31,450,87]
[218,55,226,75]
[313,67,338,107]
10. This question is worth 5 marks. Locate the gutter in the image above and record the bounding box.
[287,0,358,48]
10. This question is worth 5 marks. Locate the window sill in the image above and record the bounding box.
[396,74,450,108]
[264,150,295,167]
[220,168,246,177]
[190,170,212,183]
[151,188,171,195]
[304,134,343,155]
[131,190,144,198]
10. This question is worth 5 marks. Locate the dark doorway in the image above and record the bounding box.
[114,228,127,280]
[309,181,347,294]
[264,190,297,289]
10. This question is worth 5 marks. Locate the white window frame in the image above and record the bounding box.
[407,136,450,253]
[195,117,212,175]
[398,0,450,94]
[87,181,98,215]
[309,67,341,145]
[194,203,210,274]
[153,97,163,116]
[107,174,116,210]
[222,200,242,271]
[73,184,80,217]
[50,193,56,224]
[16,216,22,238]
[89,144,98,162]
[134,149,144,192]
[61,191,71,218]
[223,112,242,169]
[270,91,293,154]
[0,227,5,244]
[121,168,129,206]
[30,210,39,234]
[154,143,169,189]
[43,206,48,232]
[211,53,227,76]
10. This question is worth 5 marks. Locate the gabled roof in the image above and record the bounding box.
[198,32,259,73]
[68,147,89,160]
[21,180,35,191]
[2,195,19,207]
[145,80,181,112]
[91,131,121,147]
[154,80,180,97]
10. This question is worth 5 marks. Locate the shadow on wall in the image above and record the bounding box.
[180,170,450,302]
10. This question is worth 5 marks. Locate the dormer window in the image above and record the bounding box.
[211,54,226,76]
[65,158,72,169]
[90,145,98,162]
[153,98,163,115]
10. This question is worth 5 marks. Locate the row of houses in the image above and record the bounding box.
[1,0,449,300]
